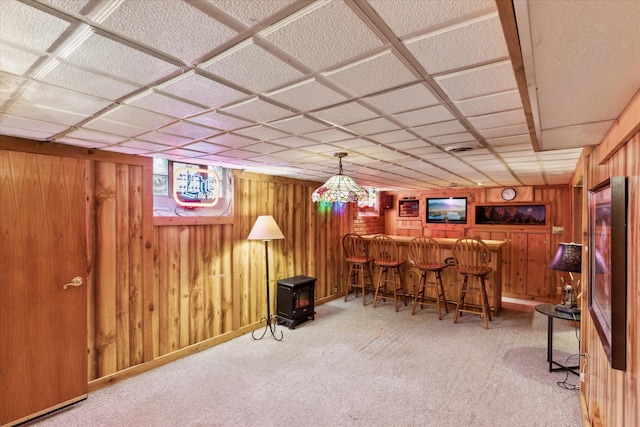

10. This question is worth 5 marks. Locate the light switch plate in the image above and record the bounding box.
[552,226,564,234]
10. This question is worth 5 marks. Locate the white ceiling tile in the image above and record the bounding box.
[270,136,316,148]
[435,61,517,101]
[188,111,252,130]
[127,91,205,118]
[364,83,441,114]
[267,115,329,134]
[123,139,172,152]
[405,14,507,74]
[368,0,496,38]
[220,97,293,123]
[54,136,109,148]
[137,131,192,147]
[160,73,249,109]
[261,0,383,71]
[244,141,287,154]
[309,102,377,126]
[234,124,289,141]
[454,90,522,116]
[413,120,467,138]
[101,0,237,64]
[205,0,298,28]
[386,139,425,150]
[42,62,140,100]
[65,33,178,85]
[428,132,476,146]
[266,79,348,112]
[324,51,417,97]
[393,105,455,127]
[479,124,529,139]
[202,41,304,93]
[180,140,229,154]
[345,117,399,135]
[9,101,87,126]
[65,128,127,144]
[303,128,353,143]
[161,121,220,139]
[485,134,532,147]
[103,105,174,129]
[0,1,70,52]
[468,109,526,130]
[0,43,43,75]
[540,121,614,150]
[162,147,208,157]
[82,118,145,138]
[206,133,258,148]
[369,130,415,144]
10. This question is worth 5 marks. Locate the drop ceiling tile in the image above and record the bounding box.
[127,91,205,118]
[324,51,417,97]
[102,105,174,129]
[160,121,220,139]
[9,101,88,126]
[302,128,353,143]
[369,129,415,144]
[261,0,383,71]
[123,139,172,152]
[40,0,89,14]
[0,113,68,135]
[405,13,507,75]
[393,105,455,127]
[428,132,476,146]
[299,143,341,154]
[220,97,293,123]
[244,141,287,154]
[435,61,517,101]
[65,33,178,85]
[364,83,441,114]
[493,144,533,154]
[454,89,522,116]
[330,138,377,150]
[270,136,316,148]
[65,128,127,144]
[54,136,109,148]
[41,62,140,100]
[206,133,257,148]
[345,117,399,135]
[0,123,54,140]
[0,43,43,75]
[179,140,229,154]
[479,124,528,139]
[205,0,298,29]
[468,109,526,130]
[21,82,111,115]
[267,115,329,134]
[82,118,146,138]
[405,145,442,156]
[137,131,192,147]
[162,148,208,157]
[269,149,321,162]
[201,41,305,93]
[0,1,71,52]
[101,0,238,63]
[266,78,349,112]
[234,124,289,140]
[386,139,425,150]
[308,102,377,126]
[412,120,467,138]
[159,73,249,109]
[0,73,26,102]
[188,111,252,130]
[368,0,496,38]
[485,134,532,147]
[103,145,148,155]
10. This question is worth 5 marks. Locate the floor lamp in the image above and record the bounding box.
[247,215,285,341]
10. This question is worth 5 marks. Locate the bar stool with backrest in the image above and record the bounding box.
[342,233,374,305]
[452,236,492,329]
[408,236,449,320]
[371,235,407,312]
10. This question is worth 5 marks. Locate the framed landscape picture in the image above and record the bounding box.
[588,176,627,371]
[474,204,546,225]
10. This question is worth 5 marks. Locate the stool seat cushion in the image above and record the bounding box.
[375,259,405,267]
[413,262,448,271]
[346,256,374,263]
[457,266,492,276]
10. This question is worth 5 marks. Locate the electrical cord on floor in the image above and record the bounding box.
[556,352,587,391]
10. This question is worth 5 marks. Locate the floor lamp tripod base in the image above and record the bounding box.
[251,240,283,341]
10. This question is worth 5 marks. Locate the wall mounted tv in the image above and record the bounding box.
[426,197,468,224]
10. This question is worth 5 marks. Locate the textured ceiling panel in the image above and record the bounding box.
[2,0,634,190]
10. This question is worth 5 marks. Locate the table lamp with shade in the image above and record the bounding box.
[548,242,582,313]
[247,215,285,341]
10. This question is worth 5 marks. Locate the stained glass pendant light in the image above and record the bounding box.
[311,152,368,203]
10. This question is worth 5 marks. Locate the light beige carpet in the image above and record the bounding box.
[27,297,583,427]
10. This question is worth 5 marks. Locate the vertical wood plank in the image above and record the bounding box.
[115,164,130,371]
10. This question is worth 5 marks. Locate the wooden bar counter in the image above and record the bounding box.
[361,235,506,315]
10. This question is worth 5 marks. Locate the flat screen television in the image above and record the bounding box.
[426,197,468,224]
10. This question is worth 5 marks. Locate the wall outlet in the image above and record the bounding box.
[552,226,564,234]
[580,373,585,382]
[334,286,338,292]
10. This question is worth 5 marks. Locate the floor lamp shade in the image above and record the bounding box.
[247,215,284,241]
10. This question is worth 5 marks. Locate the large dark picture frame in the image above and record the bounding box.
[588,176,627,371]
[474,204,546,225]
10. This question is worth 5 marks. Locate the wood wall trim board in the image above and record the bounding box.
[153,215,235,226]
[0,135,151,167]
[598,89,640,164]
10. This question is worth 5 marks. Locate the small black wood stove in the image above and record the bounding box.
[276,275,316,329]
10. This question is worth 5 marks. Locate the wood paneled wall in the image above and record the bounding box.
[582,131,639,427]
[0,136,351,388]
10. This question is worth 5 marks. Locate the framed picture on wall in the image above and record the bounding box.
[588,176,627,371]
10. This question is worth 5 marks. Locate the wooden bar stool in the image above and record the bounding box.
[370,235,407,312]
[452,236,492,329]
[342,233,374,305]
[408,236,449,320]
